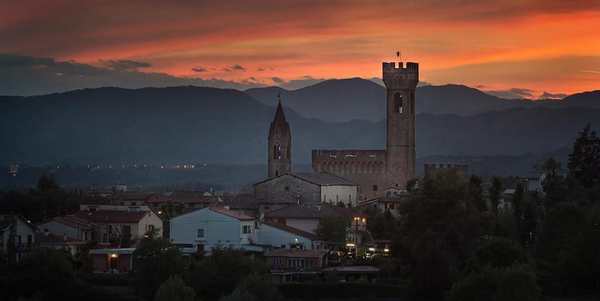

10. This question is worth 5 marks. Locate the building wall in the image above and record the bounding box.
[170,208,254,251]
[38,220,93,241]
[320,185,358,207]
[0,216,35,260]
[257,224,315,250]
[255,175,320,205]
[312,150,386,200]
[136,212,163,238]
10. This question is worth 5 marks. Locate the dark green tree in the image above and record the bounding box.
[219,274,283,301]
[489,177,503,216]
[315,215,349,243]
[188,248,267,300]
[133,238,185,300]
[154,276,196,301]
[467,175,486,212]
[568,124,600,189]
[540,157,568,206]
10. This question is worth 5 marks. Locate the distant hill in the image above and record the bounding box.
[247,78,600,121]
[1,86,599,168]
[247,78,386,122]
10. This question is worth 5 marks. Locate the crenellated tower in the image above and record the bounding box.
[383,61,418,188]
[268,95,292,178]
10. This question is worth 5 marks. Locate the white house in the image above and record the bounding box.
[169,207,258,253]
[0,215,36,261]
[257,221,320,250]
[73,209,163,244]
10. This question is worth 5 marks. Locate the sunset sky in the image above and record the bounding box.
[1,0,600,97]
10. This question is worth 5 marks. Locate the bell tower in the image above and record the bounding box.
[382,61,418,188]
[268,95,292,178]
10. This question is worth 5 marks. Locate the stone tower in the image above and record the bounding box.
[383,61,419,188]
[268,96,291,178]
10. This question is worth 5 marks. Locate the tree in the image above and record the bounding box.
[6,248,78,300]
[397,170,484,298]
[37,173,60,193]
[567,124,600,205]
[154,276,195,301]
[219,274,283,301]
[489,177,503,216]
[467,237,527,272]
[568,124,600,190]
[188,248,267,300]
[539,157,568,206]
[512,182,525,243]
[315,215,349,243]
[449,265,539,301]
[467,175,486,212]
[133,238,185,300]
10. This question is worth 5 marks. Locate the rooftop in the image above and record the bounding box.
[261,221,317,240]
[74,210,149,224]
[255,172,355,187]
[209,206,255,221]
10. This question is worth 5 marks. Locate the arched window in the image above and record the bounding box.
[273,145,282,159]
[394,93,403,113]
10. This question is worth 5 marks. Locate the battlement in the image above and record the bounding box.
[312,149,386,161]
[382,61,418,88]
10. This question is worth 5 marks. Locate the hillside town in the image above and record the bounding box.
[1,60,598,301]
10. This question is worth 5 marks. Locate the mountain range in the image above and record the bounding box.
[247,78,600,122]
[1,80,599,175]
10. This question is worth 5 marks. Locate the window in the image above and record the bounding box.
[242,225,252,234]
[197,228,205,238]
[372,185,378,191]
[273,144,282,159]
[27,235,32,246]
[394,93,403,113]
[285,186,290,191]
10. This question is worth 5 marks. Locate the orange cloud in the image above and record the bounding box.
[1,1,599,93]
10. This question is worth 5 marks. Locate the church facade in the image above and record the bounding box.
[312,61,419,200]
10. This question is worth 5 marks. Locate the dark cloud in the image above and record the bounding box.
[540,91,567,99]
[485,88,535,99]
[231,64,245,71]
[0,54,265,96]
[100,59,151,71]
[271,77,285,83]
[257,67,266,72]
[191,66,207,72]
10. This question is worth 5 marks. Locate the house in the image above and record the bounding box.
[254,172,359,211]
[0,215,36,261]
[36,233,87,256]
[265,248,328,283]
[73,209,163,245]
[169,207,259,254]
[38,215,94,242]
[258,221,320,250]
[357,192,409,217]
[89,248,135,273]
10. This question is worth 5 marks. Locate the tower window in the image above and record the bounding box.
[372,185,378,191]
[394,93,403,113]
[273,145,282,159]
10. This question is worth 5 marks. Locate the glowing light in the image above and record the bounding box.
[110,253,118,258]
